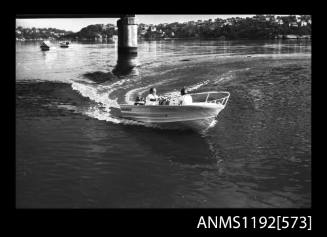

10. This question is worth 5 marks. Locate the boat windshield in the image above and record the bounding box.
[137,91,230,106]
[190,91,230,106]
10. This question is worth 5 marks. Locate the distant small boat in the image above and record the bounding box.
[59,42,69,48]
[40,41,50,51]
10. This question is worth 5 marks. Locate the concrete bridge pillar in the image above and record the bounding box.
[117,16,138,54]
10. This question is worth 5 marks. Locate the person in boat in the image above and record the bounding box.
[178,87,193,105]
[145,87,159,105]
[134,96,145,105]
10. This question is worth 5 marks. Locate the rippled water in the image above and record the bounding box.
[16,39,311,208]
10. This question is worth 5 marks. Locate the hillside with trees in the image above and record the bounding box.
[16,24,117,41]
[64,24,117,41]
[15,26,73,40]
[140,15,311,40]
[16,15,311,41]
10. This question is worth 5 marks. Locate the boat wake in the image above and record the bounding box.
[212,68,250,85]
[70,68,235,130]
[67,60,241,131]
[71,81,119,109]
[71,79,162,128]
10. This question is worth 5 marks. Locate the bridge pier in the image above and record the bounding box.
[117,16,138,55]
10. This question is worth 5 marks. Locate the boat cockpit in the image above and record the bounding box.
[134,91,230,108]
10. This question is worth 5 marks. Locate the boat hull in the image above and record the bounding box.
[149,117,218,131]
[119,103,224,130]
[40,46,50,51]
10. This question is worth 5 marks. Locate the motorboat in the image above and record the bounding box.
[40,41,50,51]
[119,91,230,131]
[59,42,69,48]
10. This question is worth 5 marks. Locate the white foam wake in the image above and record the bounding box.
[71,82,119,111]
[71,80,160,128]
[213,68,250,85]
[83,105,121,124]
[71,80,124,124]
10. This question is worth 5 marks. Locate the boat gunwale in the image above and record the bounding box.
[119,103,224,109]
[121,115,218,123]
[120,91,230,108]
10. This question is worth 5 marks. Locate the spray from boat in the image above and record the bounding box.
[70,68,234,131]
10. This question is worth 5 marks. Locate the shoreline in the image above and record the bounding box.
[16,37,312,42]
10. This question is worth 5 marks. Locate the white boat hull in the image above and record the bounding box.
[119,103,225,130]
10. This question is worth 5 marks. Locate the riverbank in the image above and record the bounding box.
[16,36,311,43]
[140,34,311,41]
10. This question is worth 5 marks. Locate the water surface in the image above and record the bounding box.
[16,39,311,208]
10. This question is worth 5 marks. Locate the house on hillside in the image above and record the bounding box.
[253,15,266,22]
[289,22,298,27]
[265,15,275,21]
[223,21,232,26]
[277,19,284,25]
[112,35,118,41]
[299,35,311,39]
[285,35,298,39]
[94,33,102,41]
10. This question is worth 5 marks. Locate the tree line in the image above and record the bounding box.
[142,15,311,40]
[15,26,73,40]
[63,24,117,40]
[16,15,311,41]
